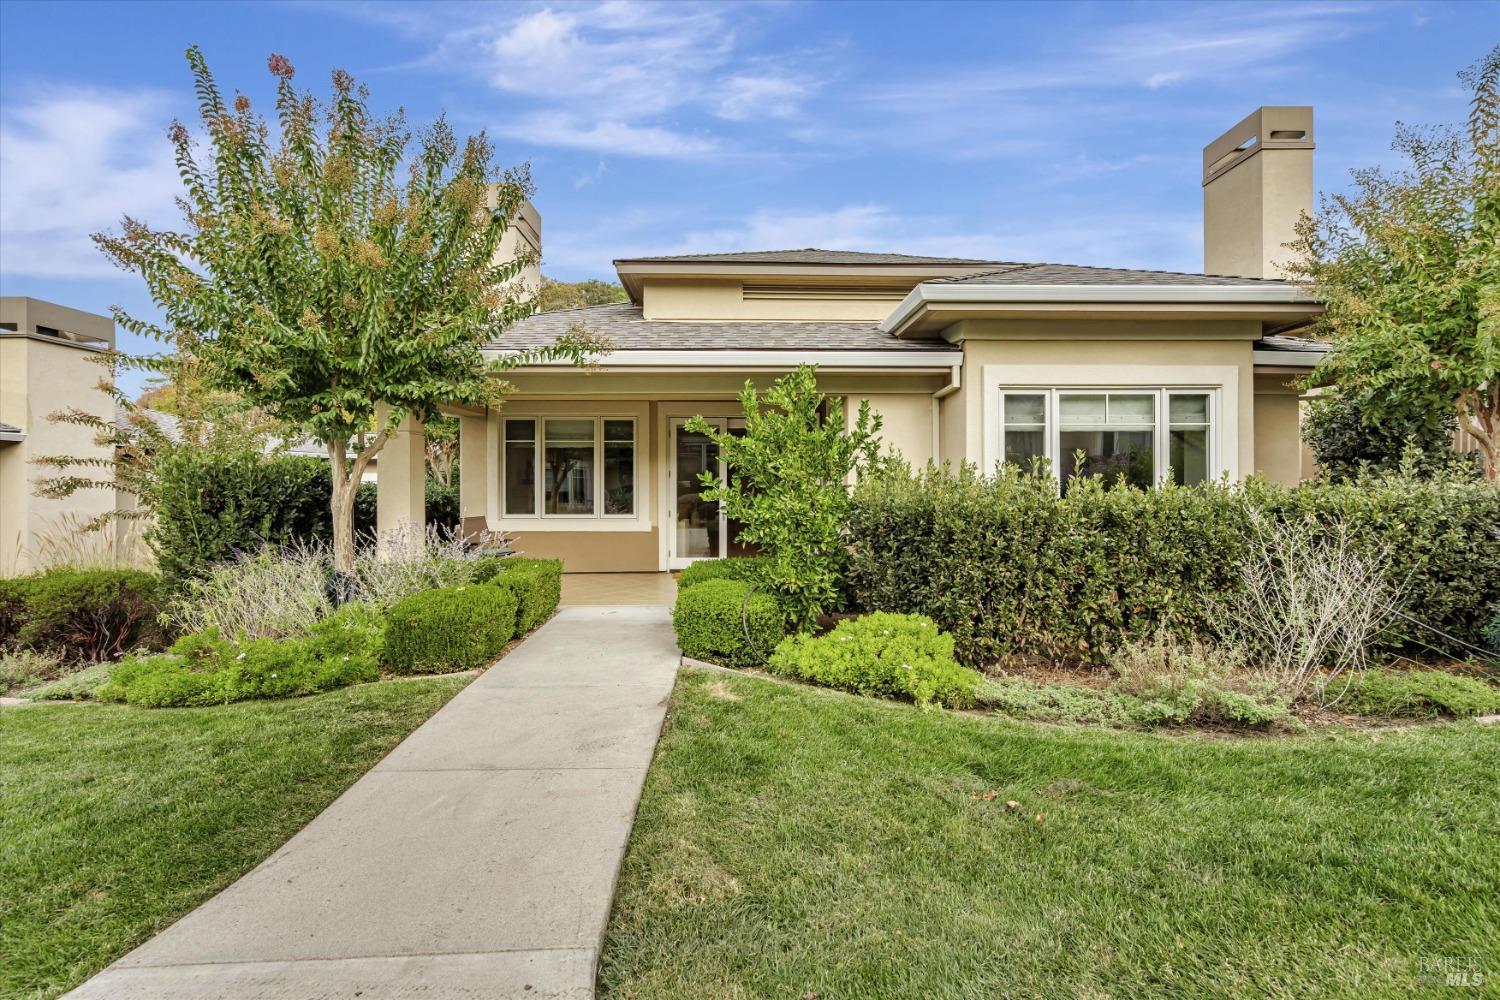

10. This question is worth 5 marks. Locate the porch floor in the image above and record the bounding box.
[560,572,678,607]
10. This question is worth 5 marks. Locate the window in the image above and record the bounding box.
[997,388,1215,490]
[502,417,636,518]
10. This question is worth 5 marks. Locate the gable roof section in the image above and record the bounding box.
[493,301,950,353]
[614,249,1008,266]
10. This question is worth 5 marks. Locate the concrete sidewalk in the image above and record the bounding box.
[68,605,679,1000]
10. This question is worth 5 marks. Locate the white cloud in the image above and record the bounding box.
[500,112,720,158]
[0,88,181,278]
[716,74,811,121]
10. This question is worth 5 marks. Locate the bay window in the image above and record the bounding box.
[502,417,636,518]
[997,388,1215,490]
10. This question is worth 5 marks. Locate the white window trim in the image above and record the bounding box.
[997,387,1218,488]
[499,415,640,521]
[983,364,1240,482]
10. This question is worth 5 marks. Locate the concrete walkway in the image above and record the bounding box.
[68,605,679,1000]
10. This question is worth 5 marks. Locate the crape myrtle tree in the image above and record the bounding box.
[1286,46,1500,482]
[93,47,597,572]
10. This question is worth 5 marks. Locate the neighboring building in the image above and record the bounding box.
[370,106,1328,573]
[0,297,120,574]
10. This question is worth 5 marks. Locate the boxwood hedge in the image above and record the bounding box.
[384,585,518,675]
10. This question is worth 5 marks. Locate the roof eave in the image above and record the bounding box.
[882,284,1324,336]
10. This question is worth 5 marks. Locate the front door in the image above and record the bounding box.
[668,418,725,569]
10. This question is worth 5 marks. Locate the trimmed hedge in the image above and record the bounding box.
[767,612,979,709]
[488,557,563,633]
[672,578,787,667]
[384,585,518,674]
[848,467,1500,666]
[677,557,766,590]
[0,569,163,662]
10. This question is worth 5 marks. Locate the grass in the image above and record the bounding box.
[600,668,1500,998]
[0,676,469,1000]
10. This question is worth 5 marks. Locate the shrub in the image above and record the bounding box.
[672,578,787,667]
[676,557,766,590]
[767,612,980,709]
[97,622,382,709]
[979,678,1134,726]
[0,649,62,694]
[384,585,518,675]
[685,365,884,630]
[353,525,491,610]
[304,602,386,676]
[26,660,115,701]
[488,557,562,634]
[5,569,163,662]
[1336,669,1500,719]
[1302,392,1469,482]
[1110,631,1288,726]
[848,466,1500,665]
[1487,608,1500,652]
[168,544,333,641]
[150,449,333,581]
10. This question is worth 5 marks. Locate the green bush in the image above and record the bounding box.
[672,578,787,667]
[676,557,766,590]
[848,466,1500,665]
[767,612,980,709]
[1338,669,1500,719]
[1487,608,1500,652]
[1302,392,1471,481]
[1,569,163,662]
[384,585,518,675]
[979,677,1133,726]
[1109,631,1288,726]
[303,602,386,676]
[98,621,383,709]
[0,649,62,694]
[488,557,562,633]
[26,660,114,701]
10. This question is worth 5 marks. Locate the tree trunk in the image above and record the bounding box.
[1457,384,1499,484]
[328,440,358,574]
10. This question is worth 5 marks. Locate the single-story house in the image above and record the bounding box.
[377,106,1330,573]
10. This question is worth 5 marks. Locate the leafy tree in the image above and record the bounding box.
[686,365,883,630]
[1286,46,1500,481]
[1302,389,1474,481]
[424,414,459,486]
[536,276,628,312]
[90,48,596,572]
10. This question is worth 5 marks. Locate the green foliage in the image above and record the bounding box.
[1338,669,1500,719]
[1287,47,1500,481]
[767,612,980,709]
[1487,608,1500,651]
[1109,631,1289,726]
[686,366,883,630]
[537,276,628,312]
[151,449,332,580]
[849,465,1500,665]
[672,578,787,668]
[92,47,596,571]
[353,476,460,536]
[1302,391,1473,481]
[383,585,518,675]
[304,602,386,677]
[24,661,115,702]
[978,678,1137,726]
[1,569,163,662]
[97,620,383,709]
[487,557,562,634]
[676,557,766,590]
[0,649,63,695]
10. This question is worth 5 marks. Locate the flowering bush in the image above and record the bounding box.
[766,612,979,709]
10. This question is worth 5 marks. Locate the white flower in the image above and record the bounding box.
[235,652,246,661]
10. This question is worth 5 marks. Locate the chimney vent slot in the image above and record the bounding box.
[1269,130,1306,141]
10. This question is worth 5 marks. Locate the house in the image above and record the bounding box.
[0,297,125,574]
[373,106,1324,572]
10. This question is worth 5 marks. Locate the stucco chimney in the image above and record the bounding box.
[1202,107,1314,279]
[489,192,543,301]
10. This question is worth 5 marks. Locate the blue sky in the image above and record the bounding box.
[1,0,1493,390]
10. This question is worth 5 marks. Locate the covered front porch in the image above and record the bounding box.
[373,363,953,574]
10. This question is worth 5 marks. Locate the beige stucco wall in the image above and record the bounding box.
[1253,372,1305,486]
[939,319,1259,478]
[641,278,905,322]
[851,392,935,467]
[0,336,119,575]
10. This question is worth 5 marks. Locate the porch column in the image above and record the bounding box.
[458,412,490,538]
[376,405,425,556]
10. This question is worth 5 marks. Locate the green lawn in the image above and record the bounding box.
[0,676,469,1000]
[600,669,1500,998]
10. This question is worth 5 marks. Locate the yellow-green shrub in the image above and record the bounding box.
[767,613,979,709]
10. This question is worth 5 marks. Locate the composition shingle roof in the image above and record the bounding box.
[494,302,951,352]
[614,249,1008,266]
[935,262,1284,286]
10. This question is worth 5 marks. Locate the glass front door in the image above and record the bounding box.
[669,419,725,568]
